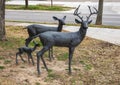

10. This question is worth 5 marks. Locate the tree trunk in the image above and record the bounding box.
[25,0,28,8]
[95,0,104,25]
[0,0,6,41]
[51,0,53,7]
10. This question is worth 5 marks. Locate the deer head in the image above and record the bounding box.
[53,16,66,25]
[74,5,98,29]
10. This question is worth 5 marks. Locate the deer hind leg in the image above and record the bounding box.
[19,54,25,63]
[27,53,31,64]
[16,52,19,65]
[48,46,54,61]
[50,46,54,60]
[37,45,51,75]
[68,47,75,75]
[48,49,51,61]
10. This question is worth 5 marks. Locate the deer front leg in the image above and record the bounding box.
[41,55,49,71]
[37,45,51,75]
[68,47,75,75]
[16,52,25,65]
[37,53,40,75]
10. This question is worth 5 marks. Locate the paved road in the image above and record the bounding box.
[5,10,120,26]
[6,0,120,26]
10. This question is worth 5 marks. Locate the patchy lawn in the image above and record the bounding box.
[0,26,120,85]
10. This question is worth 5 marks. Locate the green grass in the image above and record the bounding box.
[79,60,92,70]
[0,66,5,70]
[6,5,71,11]
[0,37,25,50]
[89,24,120,29]
[35,82,41,85]
[57,53,68,61]
[4,60,12,64]
[47,72,60,81]
[0,56,5,60]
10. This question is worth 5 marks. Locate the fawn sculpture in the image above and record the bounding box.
[16,41,39,65]
[25,16,66,60]
[35,5,98,75]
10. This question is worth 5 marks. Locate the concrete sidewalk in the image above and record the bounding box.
[6,22,120,46]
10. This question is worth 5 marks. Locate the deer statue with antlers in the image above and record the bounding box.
[34,5,98,75]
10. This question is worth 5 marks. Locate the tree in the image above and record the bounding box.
[95,0,104,25]
[0,0,6,41]
[25,0,28,8]
[51,0,53,7]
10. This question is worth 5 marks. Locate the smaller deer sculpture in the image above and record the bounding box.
[16,41,39,65]
[25,16,66,61]
[35,5,98,75]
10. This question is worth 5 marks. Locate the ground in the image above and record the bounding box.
[0,26,120,85]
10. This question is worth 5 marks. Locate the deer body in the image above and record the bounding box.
[40,28,86,47]
[25,16,66,46]
[36,5,97,75]
[26,25,58,37]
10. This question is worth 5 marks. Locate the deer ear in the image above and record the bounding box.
[75,19,81,24]
[88,20,92,24]
[53,16,58,20]
[63,16,66,20]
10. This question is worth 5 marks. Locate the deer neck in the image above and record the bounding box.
[57,23,63,32]
[78,27,87,40]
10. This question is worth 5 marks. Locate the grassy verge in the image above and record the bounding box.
[89,24,120,29]
[6,5,71,11]
[67,23,120,29]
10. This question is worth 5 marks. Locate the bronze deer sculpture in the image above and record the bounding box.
[16,41,39,65]
[35,5,98,75]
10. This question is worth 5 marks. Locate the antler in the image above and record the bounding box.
[86,6,98,21]
[73,5,83,21]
